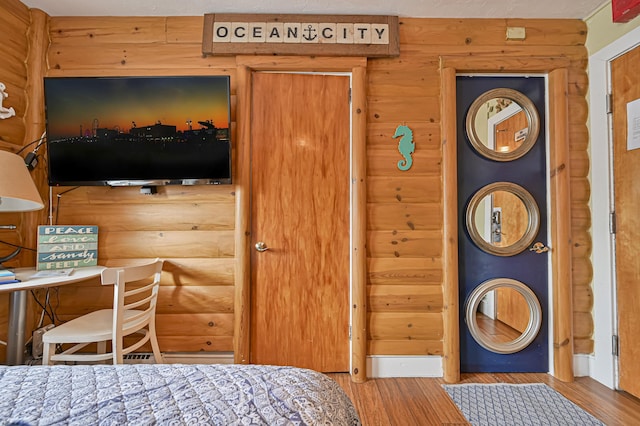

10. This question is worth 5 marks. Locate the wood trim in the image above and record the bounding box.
[236,55,367,71]
[351,65,368,383]
[440,57,574,382]
[234,65,252,364]
[439,56,571,73]
[441,66,460,383]
[548,68,574,382]
[234,56,368,381]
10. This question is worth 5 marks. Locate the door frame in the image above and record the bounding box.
[589,26,640,390]
[233,56,369,383]
[441,56,575,382]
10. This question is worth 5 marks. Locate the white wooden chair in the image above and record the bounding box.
[42,259,164,365]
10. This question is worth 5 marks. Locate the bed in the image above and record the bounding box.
[0,363,361,425]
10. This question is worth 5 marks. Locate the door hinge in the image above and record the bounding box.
[348,88,352,103]
[606,93,613,114]
[612,335,619,356]
[610,211,617,234]
[349,325,352,341]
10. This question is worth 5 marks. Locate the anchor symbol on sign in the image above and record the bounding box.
[303,25,318,41]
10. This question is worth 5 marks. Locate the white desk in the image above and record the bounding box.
[1,266,105,365]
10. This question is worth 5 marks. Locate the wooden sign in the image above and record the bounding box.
[203,14,399,57]
[37,225,99,270]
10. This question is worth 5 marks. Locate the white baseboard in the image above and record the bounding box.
[367,355,443,378]
[573,354,592,377]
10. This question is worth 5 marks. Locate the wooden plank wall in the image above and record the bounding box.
[45,15,239,353]
[11,11,593,362]
[365,18,593,356]
[0,0,39,362]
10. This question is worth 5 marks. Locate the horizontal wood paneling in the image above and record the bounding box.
[59,203,235,231]
[2,0,30,25]
[98,231,235,258]
[367,203,443,230]
[368,312,443,340]
[368,285,442,312]
[366,16,592,360]
[368,339,443,355]
[367,149,441,176]
[0,0,35,362]
[17,13,593,363]
[42,15,241,356]
[367,258,443,286]
[48,17,169,44]
[399,18,586,46]
[367,176,441,204]
[367,230,442,258]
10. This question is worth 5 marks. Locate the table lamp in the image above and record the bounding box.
[0,150,45,266]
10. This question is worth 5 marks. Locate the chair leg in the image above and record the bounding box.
[149,321,163,364]
[112,338,123,364]
[42,342,55,366]
[96,341,108,364]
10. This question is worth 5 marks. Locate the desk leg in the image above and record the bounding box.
[6,290,27,365]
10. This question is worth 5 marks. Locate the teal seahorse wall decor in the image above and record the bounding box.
[394,124,414,171]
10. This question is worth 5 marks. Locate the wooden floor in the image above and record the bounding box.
[328,373,640,425]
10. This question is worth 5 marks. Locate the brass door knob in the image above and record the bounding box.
[529,242,549,254]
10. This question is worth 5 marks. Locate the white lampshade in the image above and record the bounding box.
[0,150,45,212]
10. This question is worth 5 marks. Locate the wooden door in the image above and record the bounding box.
[611,45,640,398]
[249,72,350,372]
[495,110,528,153]
[496,287,529,333]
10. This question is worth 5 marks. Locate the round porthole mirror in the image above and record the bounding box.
[465,278,542,354]
[466,182,539,257]
[465,88,540,162]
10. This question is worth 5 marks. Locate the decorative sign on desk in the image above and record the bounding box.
[37,226,98,271]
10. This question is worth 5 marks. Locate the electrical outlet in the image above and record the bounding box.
[32,324,55,359]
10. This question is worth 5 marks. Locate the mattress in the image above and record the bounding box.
[0,363,361,425]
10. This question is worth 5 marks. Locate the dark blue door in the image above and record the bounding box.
[457,76,549,372]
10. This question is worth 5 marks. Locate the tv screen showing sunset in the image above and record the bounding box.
[44,76,232,186]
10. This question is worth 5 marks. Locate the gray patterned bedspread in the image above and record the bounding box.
[0,363,361,425]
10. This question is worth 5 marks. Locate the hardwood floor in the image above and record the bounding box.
[328,373,640,425]
[476,312,521,344]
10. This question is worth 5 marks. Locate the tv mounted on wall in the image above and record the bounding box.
[44,75,232,187]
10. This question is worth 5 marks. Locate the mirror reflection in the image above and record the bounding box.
[466,182,539,257]
[465,88,540,162]
[476,287,530,344]
[472,98,528,154]
[465,278,542,354]
[473,190,529,247]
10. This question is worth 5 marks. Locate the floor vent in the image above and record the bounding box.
[122,353,155,364]
[122,352,234,364]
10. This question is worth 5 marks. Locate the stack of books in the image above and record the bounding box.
[0,269,20,284]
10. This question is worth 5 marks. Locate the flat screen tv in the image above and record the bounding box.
[44,75,232,187]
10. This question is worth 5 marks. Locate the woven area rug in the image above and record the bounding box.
[443,383,604,426]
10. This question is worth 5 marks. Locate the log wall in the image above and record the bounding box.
[3,6,594,365]
[0,0,50,361]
